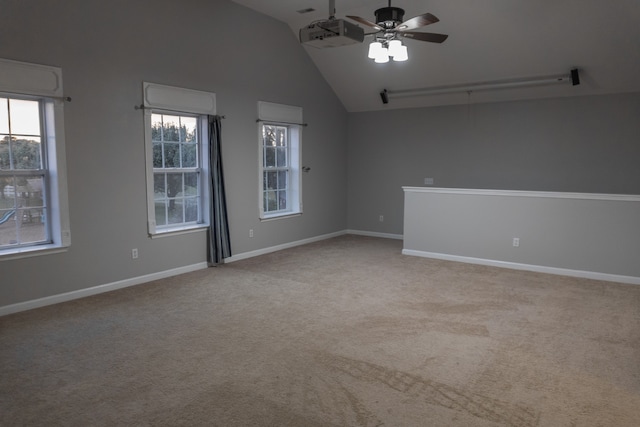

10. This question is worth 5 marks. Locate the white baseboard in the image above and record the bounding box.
[225,231,348,263]
[225,229,403,264]
[0,262,208,317]
[402,249,640,285]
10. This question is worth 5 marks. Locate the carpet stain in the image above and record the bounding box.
[320,353,540,427]
[280,367,384,426]
[339,384,385,427]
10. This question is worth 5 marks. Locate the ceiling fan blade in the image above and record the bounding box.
[346,15,382,31]
[397,13,439,31]
[401,31,449,43]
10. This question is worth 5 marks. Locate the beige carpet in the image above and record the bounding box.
[1,235,639,426]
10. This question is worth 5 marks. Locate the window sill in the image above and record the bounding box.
[149,224,209,239]
[259,212,302,222]
[0,244,69,261]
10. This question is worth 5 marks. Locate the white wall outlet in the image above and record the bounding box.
[513,238,520,247]
[424,177,434,185]
[131,248,139,259]
[249,229,254,238]
[379,215,384,222]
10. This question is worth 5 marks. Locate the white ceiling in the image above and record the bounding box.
[231,0,640,112]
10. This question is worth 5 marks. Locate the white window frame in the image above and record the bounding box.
[258,101,303,220]
[142,82,215,237]
[0,58,71,260]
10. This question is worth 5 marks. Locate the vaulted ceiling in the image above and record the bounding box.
[231,0,640,112]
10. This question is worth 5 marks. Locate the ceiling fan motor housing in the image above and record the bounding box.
[374,7,405,28]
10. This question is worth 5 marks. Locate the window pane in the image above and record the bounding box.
[181,117,197,142]
[0,136,10,170]
[266,171,277,190]
[12,137,42,170]
[153,142,163,168]
[168,199,183,224]
[155,201,167,226]
[263,125,276,147]
[264,146,276,167]
[151,114,163,141]
[276,147,287,168]
[0,209,17,246]
[162,115,180,142]
[21,176,45,207]
[277,171,287,191]
[1,176,16,203]
[154,173,166,199]
[1,176,44,210]
[33,207,47,224]
[184,172,198,195]
[166,173,183,198]
[265,190,277,211]
[278,190,287,210]
[10,99,40,135]
[0,174,48,248]
[0,99,8,133]
[182,143,197,168]
[163,143,180,168]
[185,198,198,222]
[18,208,46,244]
[0,207,47,246]
[275,127,286,147]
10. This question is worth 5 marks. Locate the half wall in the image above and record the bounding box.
[403,187,640,284]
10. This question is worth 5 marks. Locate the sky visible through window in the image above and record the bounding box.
[0,98,41,136]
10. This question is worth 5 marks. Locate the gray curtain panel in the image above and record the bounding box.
[207,115,231,265]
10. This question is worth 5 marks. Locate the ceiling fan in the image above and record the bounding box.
[347,1,448,62]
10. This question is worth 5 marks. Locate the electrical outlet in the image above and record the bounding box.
[513,238,520,247]
[249,229,254,238]
[424,177,434,185]
[131,248,139,259]
[379,215,384,222]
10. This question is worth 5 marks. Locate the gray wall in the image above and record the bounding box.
[347,93,640,235]
[0,0,348,307]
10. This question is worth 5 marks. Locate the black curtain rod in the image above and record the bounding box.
[134,104,225,119]
[256,119,308,127]
[5,91,71,102]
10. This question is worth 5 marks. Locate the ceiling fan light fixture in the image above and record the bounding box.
[388,39,403,57]
[374,47,390,63]
[368,41,383,59]
[346,2,447,66]
[392,44,408,61]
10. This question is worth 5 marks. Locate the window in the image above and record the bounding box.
[143,83,215,236]
[258,102,302,219]
[0,58,70,258]
[0,97,48,248]
[151,113,202,229]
